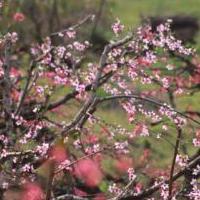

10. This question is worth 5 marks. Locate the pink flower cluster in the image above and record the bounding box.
[111,18,124,36]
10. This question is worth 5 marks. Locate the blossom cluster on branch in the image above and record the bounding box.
[0,4,199,200]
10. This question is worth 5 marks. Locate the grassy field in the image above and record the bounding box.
[111,0,200,26]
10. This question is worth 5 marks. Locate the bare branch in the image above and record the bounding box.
[53,194,88,200]
[51,14,94,37]
[2,41,13,135]
[14,60,36,115]
[168,127,182,200]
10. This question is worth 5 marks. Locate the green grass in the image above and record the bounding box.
[111,0,200,26]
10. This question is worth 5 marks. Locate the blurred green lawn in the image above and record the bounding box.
[111,0,200,26]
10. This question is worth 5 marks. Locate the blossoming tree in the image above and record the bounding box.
[0,3,200,200]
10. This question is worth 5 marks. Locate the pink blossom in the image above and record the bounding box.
[21,182,44,200]
[127,168,136,181]
[49,145,67,164]
[176,154,188,167]
[111,18,124,36]
[74,159,103,187]
[193,129,200,147]
[132,123,149,137]
[108,183,122,195]
[13,12,25,22]
[73,41,86,51]
[65,29,76,38]
[115,156,133,173]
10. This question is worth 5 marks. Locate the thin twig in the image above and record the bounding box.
[90,0,106,37]
[54,147,108,174]
[51,14,94,37]
[14,61,36,115]
[2,41,13,135]
[53,194,88,200]
[168,127,182,200]
[46,161,55,200]
[98,94,200,126]
[119,154,200,200]
[110,178,136,200]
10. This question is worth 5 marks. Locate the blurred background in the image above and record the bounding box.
[1,0,200,52]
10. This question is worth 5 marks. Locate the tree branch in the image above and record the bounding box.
[98,94,200,126]
[120,153,200,200]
